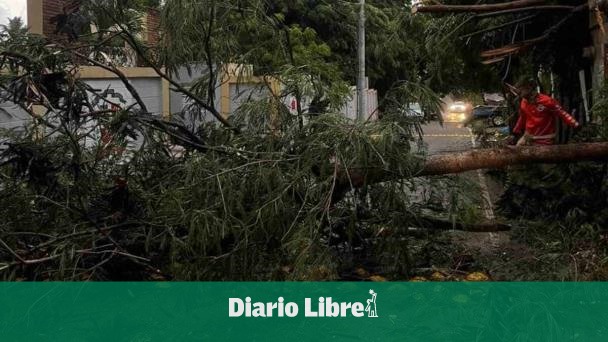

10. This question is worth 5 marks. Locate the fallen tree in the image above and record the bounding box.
[337,142,608,190]
[412,0,567,14]
[3,2,608,282]
[413,0,605,17]
[420,142,608,176]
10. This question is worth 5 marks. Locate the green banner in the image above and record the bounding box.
[1,282,607,341]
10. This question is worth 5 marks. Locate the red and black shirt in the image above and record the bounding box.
[513,93,579,144]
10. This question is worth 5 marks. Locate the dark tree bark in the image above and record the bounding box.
[420,142,608,176]
[413,0,549,13]
[338,142,608,191]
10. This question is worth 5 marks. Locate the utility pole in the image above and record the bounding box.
[356,0,366,121]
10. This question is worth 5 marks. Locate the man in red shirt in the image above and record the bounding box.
[512,79,580,146]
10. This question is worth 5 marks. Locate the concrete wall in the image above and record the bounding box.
[339,87,378,121]
[170,65,283,127]
[169,65,222,126]
[229,83,269,112]
[85,78,163,115]
[0,101,29,131]
[19,1,379,127]
[0,63,378,130]
[286,86,379,121]
[0,66,170,130]
[74,66,170,118]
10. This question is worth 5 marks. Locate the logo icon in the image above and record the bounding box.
[365,289,378,318]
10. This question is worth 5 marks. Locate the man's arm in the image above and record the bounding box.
[545,97,580,128]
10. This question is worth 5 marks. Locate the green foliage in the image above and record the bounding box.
[0,1,481,281]
[81,0,146,33]
[0,17,28,39]
[0,106,465,280]
[259,1,505,101]
[495,162,608,279]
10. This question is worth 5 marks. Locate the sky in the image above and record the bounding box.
[0,0,27,26]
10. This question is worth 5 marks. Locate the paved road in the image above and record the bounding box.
[421,120,507,254]
[421,120,495,219]
[421,121,474,155]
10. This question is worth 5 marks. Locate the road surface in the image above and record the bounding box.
[421,120,507,256]
[421,121,474,155]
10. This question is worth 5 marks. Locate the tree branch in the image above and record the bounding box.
[204,1,217,113]
[414,0,553,13]
[480,3,588,60]
[336,142,608,194]
[460,15,536,39]
[119,28,236,131]
[420,142,608,176]
[72,51,149,113]
[89,3,235,130]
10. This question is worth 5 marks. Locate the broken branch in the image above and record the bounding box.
[414,0,558,14]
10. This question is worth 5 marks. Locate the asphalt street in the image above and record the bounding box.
[421,121,474,155]
[421,120,495,219]
[421,120,506,252]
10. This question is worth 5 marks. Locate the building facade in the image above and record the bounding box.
[0,0,376,131]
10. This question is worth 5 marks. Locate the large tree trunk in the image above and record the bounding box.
[330,142,608,218]
[412,0,549,13]
[420,142,608,176]
[339,143,608,190]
